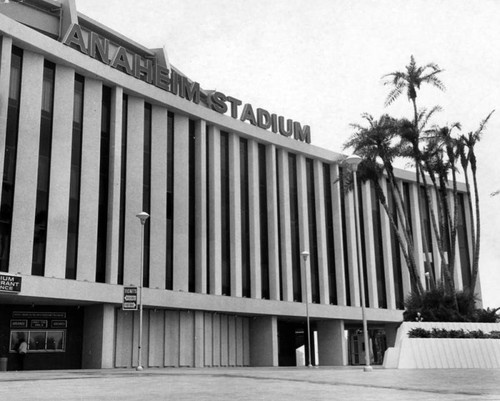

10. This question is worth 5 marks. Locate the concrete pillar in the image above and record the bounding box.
[0,36,12,209]
[277,149,293,302]
[123,96,144,287]
[45,64,74,279]
[297,155,310,303]
[102,84,120,284]
[396,181,411,299]
[208,125,222,295]
[194,120,207,294]
[82,304,115,368]
[249,316,278,366]
[361,181,379,308]
[229,133,242,297]
[248,139,261,299]
[316,320,347,366]
[384,323,399,348]
[409,182,426,288]
[149,105,169,289]
[344,190,361,307]
[330,164,347,306]
[314,160,329,305]
[172,115,190,292]
[379,179,396,310]
[266,145,280,300]
[429,187,441,282]
[9,51,44,275]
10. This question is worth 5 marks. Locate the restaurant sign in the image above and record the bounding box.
[0,273,22,293]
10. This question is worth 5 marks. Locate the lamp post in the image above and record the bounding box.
[344,155,372,372]
[425,271,431,291]
[301,250,312,368]
[136,211,149,371]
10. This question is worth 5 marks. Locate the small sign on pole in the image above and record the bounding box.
[123,286,138,311]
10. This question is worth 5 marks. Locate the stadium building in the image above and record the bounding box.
[0,0,476,370]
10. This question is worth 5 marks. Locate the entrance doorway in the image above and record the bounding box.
[347,328,387,365]
[278,320,316,366]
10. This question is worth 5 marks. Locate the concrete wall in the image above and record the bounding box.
[249,316,278,367]
[114,308,250,368]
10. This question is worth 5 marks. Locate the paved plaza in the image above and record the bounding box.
[1,367,500,400]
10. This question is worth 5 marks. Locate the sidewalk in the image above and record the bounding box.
[1,366,500,400]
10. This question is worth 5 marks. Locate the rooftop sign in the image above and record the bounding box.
[62,23,310,143]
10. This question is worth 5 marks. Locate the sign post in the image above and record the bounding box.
[122,286,138,311]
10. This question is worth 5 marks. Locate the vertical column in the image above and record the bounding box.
[194,310,205,367]
[208,125,222,295]
[317,320,347,366]
[149,105,168,289]
[397,181,411,299]
[81,304,115,368]
[248,140,261,298]
[409,183,426,288]
[277,149,293,302]
[361,181,378,308]
[429,187,441,281]
[330,164,346,306]
[102,84,118,283]
[0,36,12,204]
[123,96,144,286]
[229,133,242,297]
[9,51,44,275]
[379,179,396,310]
[296,155,310,302]
[172,115,190,291]
[195,120,207,293]
[344,190,360,307]
[266,145,280,300]
[448,190,463,290]
[314,160,329,304]
[44,65,74,278]
[249,316,278,367]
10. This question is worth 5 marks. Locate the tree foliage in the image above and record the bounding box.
[342,55,494,314]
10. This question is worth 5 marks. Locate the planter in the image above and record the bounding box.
[383,322,500,369]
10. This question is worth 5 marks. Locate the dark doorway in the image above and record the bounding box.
[278,320,315,366]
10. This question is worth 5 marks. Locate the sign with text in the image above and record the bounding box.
[0,273,22,293]
[123,286,138,311]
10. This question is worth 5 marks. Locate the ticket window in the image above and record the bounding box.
[10,330,66,353]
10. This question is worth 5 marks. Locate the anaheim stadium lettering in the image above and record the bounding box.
[62,23,311,143]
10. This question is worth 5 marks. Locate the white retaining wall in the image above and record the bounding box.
[383,322,500,369]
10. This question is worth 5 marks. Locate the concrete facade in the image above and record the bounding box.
[0,0,476,371]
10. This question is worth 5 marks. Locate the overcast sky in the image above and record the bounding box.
[75,0,500,308]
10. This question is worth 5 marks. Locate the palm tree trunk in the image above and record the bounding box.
[469,165,481,300]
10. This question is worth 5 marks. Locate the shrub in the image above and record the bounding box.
[408,328,498,339]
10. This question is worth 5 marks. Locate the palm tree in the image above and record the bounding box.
[383,56,447,295]
[344,114,424,297]
[458,110,495,300]
[383,55,445,127]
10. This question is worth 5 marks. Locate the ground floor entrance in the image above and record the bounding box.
[0,305,83,371]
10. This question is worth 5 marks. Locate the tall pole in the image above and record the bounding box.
[136,211,149,371]
[345,155,372,372]
[301,251,312,367]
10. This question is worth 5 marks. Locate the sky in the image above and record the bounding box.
[75,0,500,309]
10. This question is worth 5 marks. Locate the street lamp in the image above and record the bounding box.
[136,211,149,371]
[344,155,372,372]
[301,250,312,368]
